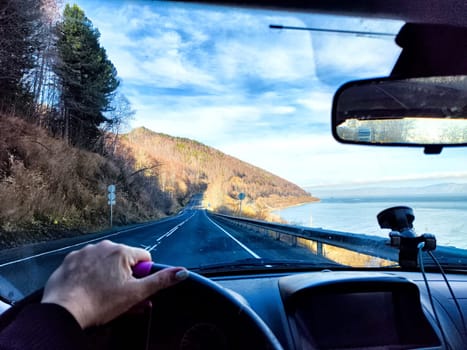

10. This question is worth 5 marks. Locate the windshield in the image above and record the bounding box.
[1,0,467,299]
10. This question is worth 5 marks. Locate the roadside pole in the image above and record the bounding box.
[108,184,116,228]
[238,192,245,216]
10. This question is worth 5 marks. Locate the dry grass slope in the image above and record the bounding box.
[0,117,176,248]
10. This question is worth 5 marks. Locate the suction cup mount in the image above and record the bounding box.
[377,206,436,269]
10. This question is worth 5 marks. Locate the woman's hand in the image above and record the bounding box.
[41,240,188,329]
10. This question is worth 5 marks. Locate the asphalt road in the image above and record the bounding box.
[0,199,329,300]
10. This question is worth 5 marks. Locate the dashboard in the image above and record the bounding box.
[1,269,466,349]
[278,272,440,349]
[124,270,467,350]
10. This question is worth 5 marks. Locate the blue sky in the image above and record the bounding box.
[75,0,467,190]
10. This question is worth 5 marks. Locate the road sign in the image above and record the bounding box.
[108,184,116,228]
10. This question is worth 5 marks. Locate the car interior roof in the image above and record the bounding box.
[178,0,467,27]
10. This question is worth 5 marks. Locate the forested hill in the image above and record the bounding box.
[119,127,318,219]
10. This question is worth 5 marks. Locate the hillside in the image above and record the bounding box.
[0,117,178,248]
[119,127,318,219]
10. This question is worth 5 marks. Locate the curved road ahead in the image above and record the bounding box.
[0,198,326,299]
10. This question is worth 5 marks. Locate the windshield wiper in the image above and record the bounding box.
[422,259,467,272]
[190,257,343,274]
[420,247,467,271]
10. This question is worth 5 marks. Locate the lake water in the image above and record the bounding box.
[274,196,467,250]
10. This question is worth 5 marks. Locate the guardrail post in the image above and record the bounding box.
[317,241,323,256]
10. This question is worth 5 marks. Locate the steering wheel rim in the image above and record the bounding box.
[141,263,284,350]
[0,264,284,350]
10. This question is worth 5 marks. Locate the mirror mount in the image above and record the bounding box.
[424,145,443,155]
[392,23,467,79]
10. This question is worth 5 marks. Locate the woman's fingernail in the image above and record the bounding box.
[175,269,189,281]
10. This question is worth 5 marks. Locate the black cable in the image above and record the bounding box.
[418,245,450,349]
[428,250,467,336]
[269,24,396,38]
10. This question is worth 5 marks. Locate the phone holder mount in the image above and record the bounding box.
[377,206,436,269]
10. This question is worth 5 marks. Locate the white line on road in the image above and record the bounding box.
[146,214,194,252]
[205,213,261,259]
[0,217,186,268]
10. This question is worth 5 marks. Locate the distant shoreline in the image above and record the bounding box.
[272,193,467,219]
[269,196,320,212]
[318,194,467,203]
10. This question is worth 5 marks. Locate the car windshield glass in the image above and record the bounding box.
[1,0,467,299]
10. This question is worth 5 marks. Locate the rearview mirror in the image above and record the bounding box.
[332,76,467,151]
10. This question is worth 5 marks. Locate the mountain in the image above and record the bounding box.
[118,127,318,219]
[306,182,467,198]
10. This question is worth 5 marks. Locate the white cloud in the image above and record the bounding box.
[87,1,319,90]
[219,134,467,187]
[140,57,216,88]
[296,89,334,124]
[215,37,316,82]
[77,1,467,189]
[313,35,401,78]
[300,15,403,79]
[131,101,265,142]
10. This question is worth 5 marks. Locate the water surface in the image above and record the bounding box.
[275,196,467,249]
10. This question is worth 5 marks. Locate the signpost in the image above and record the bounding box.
[108,184,116,228]
[238,192,245,215]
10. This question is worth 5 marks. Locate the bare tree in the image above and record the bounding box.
[0,0,61,120]
[102,92,136,155]
[29,0,62,118]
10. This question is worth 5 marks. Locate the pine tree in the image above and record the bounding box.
[0,0,39,115]
[55,4,119,150]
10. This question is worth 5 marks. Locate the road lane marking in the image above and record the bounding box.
[205,213,261,259]
[0,215,191,268]
[146,213,194,252]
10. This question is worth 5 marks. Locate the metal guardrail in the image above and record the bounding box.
[209,212,398,267]
[209,212,467,268]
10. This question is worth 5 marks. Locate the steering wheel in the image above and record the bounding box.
[0,264,284,350]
